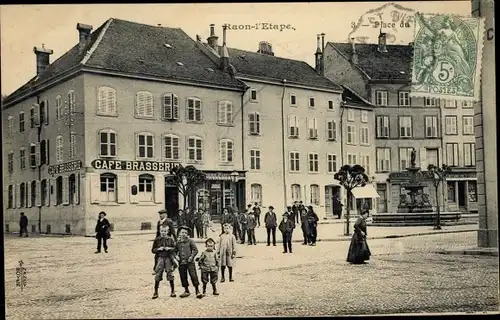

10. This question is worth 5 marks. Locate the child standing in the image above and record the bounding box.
[196,238,220,297]
[151,225,178,299]
[278,212,295,254]
[217,224,237,282]
[247,210,257,245]
[201,209,212,239]
[176,226,203,298]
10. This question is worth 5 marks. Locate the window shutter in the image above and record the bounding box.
[33,104,41,127]
[226,103,233,124]
[44,100,49,125]
[154,174,163,204]
[45,140,50,165]
[109,89,117,114]
[117,172,127,204]
[195,100,202,121]
[27,182,32,208]
[172,137,179,160]
[255,113,260,133]
[98,89,106,114]
[35,180,41,207]
[129,172,139,203]
[171,95,179,120]
[220,141,227,162]
[420,148,427,170]
[74,173,80,205]
[35,142,41,166]
[15,184,19,208]
[136,92,145,116]
[45,180,50,207]
[145,93,154,116]
[218,103,225,123]
[89,173,100,204]
[62,176,70,205]
[333,121,337,140]
[163,94,172,120]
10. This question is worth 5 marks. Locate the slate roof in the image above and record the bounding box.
[4,18,245,106]
[227,47,343,91]
[341,85,373,108]
[328,42,413,81]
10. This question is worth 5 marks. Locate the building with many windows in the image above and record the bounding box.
[3,19,248,235]
[323,33,477,213]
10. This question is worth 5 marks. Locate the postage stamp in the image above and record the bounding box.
[410,13,485,101]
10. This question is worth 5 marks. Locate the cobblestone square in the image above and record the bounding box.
[5,231,498,318]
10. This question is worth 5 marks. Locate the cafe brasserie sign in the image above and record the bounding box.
[48,160,82,175]
[91,159,179,172]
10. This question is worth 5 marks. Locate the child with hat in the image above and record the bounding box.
[175,225,203,298]
[151,224,177,299]
[217,223,237,282]
[196,237,220,297]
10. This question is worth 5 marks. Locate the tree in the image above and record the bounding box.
[165,165,206,212]
[427,164,452,230]
[334,164,369,236]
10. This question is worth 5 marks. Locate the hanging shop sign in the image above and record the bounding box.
[48,160,82,175]
[91,159,180,172]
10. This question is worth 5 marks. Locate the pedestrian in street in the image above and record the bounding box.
[201,209,212,239]
[176,226,203,298]
[196,238,220,297]
[347,209,372,264]
[95,211,111,253]
[238,210,248,244]
[153,209,176,274]
[264,206,277,246]
[247,209,257,245]
[218,223,237,282]
[229,207,241,242]
[278,212,295,254]
[177,209,187,234]
[220,207,235,236]
[333,195,343,219]
[193,209,203,239]
[185,208,195,238]
[19,212,29,237]
[299,207,310,245]
[307,206,319,246]
[152,225,178,299]
[254,202,262,227]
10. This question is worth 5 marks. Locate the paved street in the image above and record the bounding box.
[5,231,498,319]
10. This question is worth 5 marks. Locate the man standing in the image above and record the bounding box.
[254,202,262,227]
[238,210,248,244]
[285,206,295,225]
[185,208,195,238]
[19,212,28,237]
[177,209,187,235]
[291,202,299,224]
[264,206,277,246]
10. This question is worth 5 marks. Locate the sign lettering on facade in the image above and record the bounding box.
[48,160,82,175]
[91,159,179,172]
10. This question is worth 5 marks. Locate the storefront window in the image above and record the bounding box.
[468,181,477,202]
[197,189,210,211]
[138,174,154,202]
[223,188,235,209]
[447,181,456,202]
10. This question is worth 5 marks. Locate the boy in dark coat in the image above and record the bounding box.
[196,238,220,297]
[279,212,295,253]
[264,206,277,246]
[152,225,177,299]
[153,209,176,274]
[176,226,203,298]
[19,212,28,237]
[307,206,320,246]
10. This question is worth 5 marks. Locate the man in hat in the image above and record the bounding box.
[19,212,29,237]
[264,206,277,246]
[195,237,220,297]
[153,209,176,274]
[95,211,111,253]
[175,226,203,298]
[284,206,295,225]
[279,212,295,253]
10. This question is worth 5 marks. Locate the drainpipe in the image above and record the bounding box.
[340,100,346,213]
[240,85,250,211]
[36,95,42,234]
[438,100,445,213]
[281,79,287,208]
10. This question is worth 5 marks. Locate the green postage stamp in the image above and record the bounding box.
[410,13,484,101]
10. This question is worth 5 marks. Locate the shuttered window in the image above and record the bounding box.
[56,135,64,162]
[162,93,179,121]
[97,87,117,115]
[164,134,180,160]
[135,91,154,118]
[217,101,233,125]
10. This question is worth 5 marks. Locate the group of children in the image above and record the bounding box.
[152,209,237,300]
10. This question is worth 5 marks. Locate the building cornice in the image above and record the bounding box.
[236,75,343,94]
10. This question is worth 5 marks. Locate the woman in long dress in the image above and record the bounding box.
[347,210,371,264]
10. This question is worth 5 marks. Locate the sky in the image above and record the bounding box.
[1,1,471,95]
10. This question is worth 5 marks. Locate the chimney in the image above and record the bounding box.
[33,44,53,75]
[350,38,358,64]
[207,24,219,52]
[314,34,322,74]
[77,23,93,54]
[222,24,227,46]
[320,33,325,75]
[378,31,388,53]
[220,24,230,72]
[257,41,274,56]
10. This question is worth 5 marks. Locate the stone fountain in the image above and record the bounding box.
[397,148,433,213]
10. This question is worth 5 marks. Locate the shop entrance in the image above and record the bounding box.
[164,183,179,220]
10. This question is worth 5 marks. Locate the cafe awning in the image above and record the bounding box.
[351,185,380,199]
[205,172,244,181]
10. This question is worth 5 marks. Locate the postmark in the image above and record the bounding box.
[410,13,485,101]
[348,3,415,44]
